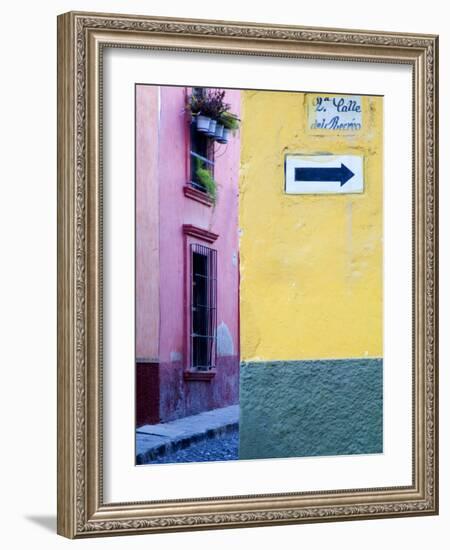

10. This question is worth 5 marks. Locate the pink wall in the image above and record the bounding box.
[135,85,159,362]
[136,85,241,423]
[158,86,241,365]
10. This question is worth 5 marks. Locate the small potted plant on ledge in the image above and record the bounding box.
[186,89,240,143]
[187,93,210,133]
[214,122,224,141]
[218,111,240,144]
[202,89,228,137]
[195,157,217,204]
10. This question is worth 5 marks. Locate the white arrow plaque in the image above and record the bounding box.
[285,154,364,195]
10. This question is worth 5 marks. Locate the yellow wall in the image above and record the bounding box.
[239,91,383,361]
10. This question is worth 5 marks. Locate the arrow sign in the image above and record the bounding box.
[295,163,355,187]
[285,155,364,194]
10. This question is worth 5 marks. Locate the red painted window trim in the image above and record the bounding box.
[182,224,219,243]
[183,229,219,380]
[183,369,216,382]
[186,86,216,194]
[183,184,214,207]
[184,87,191,184]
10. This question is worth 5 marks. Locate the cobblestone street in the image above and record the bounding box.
[148,430,239,464]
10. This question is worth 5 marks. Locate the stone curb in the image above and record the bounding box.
[136,422,238,464]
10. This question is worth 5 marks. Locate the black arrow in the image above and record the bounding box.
[295,163,355,187]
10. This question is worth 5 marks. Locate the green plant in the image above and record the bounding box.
[186,93,205,116]
[219,111,240,133]
[204,89,229,119]
[195,157,217,203]
[186,88,230,120]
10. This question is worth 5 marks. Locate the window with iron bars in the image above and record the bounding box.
[189,87,214,192]
[190,244,217,370]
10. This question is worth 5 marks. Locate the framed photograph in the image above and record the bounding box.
[57,11,439,538]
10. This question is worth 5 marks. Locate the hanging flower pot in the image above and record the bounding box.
[217,128,230,144]
[220,128,231,143]
[196,115,211,133]
[219,112,240,140]
[214,123,224,141]
[206,118,217,137]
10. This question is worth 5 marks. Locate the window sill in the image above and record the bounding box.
[183,369,217,382]
[184,184,213,207]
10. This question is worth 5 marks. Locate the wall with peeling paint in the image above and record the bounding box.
[240,359,383,459]
[239,91,383,361]
[238,90,383,458]
[136,85,160,362]
[136,85,241,425]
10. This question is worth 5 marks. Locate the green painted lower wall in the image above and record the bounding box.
[239,358,383,459]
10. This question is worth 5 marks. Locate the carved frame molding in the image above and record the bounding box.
[57,11,438,538]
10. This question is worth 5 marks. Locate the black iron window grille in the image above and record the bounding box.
[190,244,217,370]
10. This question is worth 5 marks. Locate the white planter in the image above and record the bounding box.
[214,124,224,140]
[196,115,211,133]
[218,128,230,143]
[206,118,217,136]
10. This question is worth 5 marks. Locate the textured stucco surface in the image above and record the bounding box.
[136,86,159,361]
[239,91,383,361]
[135,85,241,423]
[239,358,383,459]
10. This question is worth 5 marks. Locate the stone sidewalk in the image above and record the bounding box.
[136,405,239,464]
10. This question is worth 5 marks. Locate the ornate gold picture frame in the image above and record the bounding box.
[57,11,438,538]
